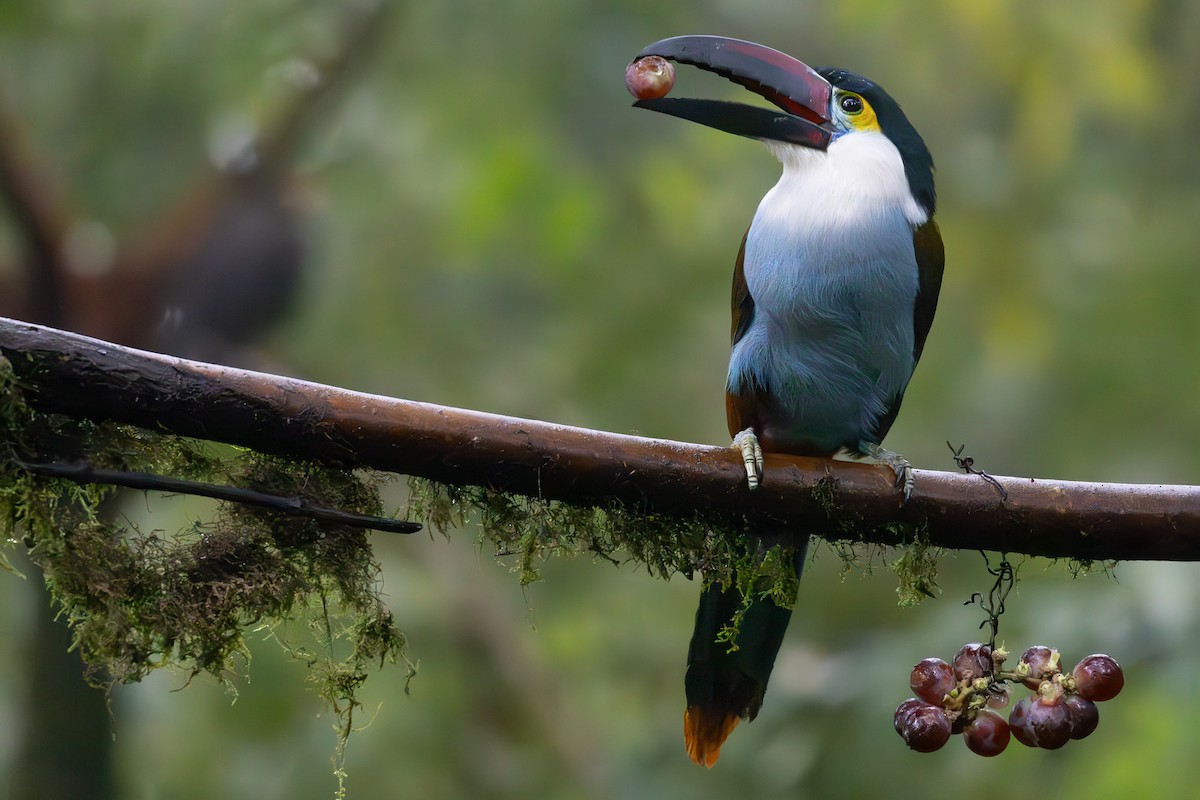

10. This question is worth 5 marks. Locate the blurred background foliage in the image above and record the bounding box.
[2,0,1200,797]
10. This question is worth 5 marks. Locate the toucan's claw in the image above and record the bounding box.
[732,428,764,490]
[866,444,914,502]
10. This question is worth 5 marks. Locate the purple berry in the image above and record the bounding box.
[953,643,993,682]
[1064,694,1100,740]
[963,709,1010,757]
[894,698,926,734]
[986,687,1011,710]
[910,657,956,704]
[1073,654,1124,702]
[896,701,952,753]
[1018,645,1058,689]
[1008,694,1071,750]
[624,56,676,100]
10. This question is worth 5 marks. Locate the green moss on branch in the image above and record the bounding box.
[0,365,405,789]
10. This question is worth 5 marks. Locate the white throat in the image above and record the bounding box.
[762,132,928,228]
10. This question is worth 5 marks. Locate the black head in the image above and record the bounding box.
[819,68,936,214]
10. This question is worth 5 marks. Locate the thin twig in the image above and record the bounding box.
[8,456,420,534]
[964,554,1015,660]
[947,441,1009,501]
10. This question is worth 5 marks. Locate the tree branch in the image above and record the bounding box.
[2,315,1198,561]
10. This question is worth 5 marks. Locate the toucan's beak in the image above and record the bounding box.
[631,35,834,151]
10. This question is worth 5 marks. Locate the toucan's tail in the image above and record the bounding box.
[683,538,807,767]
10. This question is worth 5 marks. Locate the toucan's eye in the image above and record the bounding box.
[840,95,864,115]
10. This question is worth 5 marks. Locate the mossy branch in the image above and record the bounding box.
[2,315,1199,562]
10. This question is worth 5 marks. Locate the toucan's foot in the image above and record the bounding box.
[732,428,763,490]
[866,444,914,501]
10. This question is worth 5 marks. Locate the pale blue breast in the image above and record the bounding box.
[726,140,921,454]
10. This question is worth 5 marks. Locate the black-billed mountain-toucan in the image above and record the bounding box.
[631,35,943,766]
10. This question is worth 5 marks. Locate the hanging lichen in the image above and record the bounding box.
[405,475,745,585]
[404,475,807,638]
[0,365,407,797]
[891,529,943,606]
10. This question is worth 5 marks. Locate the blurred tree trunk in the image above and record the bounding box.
[11,557,115,800]
[0,78,119,800]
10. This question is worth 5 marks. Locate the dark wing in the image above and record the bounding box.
[867,219,945,445]
[726,229,768,439]
[730,228,754,344]
[910,219,944,364]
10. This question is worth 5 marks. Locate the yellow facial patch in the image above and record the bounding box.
[842,92,881,133]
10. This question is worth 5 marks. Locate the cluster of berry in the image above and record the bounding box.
[894,643,1123,756]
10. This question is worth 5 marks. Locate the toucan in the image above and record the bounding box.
[631,35,943,766]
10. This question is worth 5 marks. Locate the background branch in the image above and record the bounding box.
[9,457,420,534]
[3,315,1198,562]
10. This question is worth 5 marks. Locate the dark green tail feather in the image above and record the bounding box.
[685,537,808,728]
